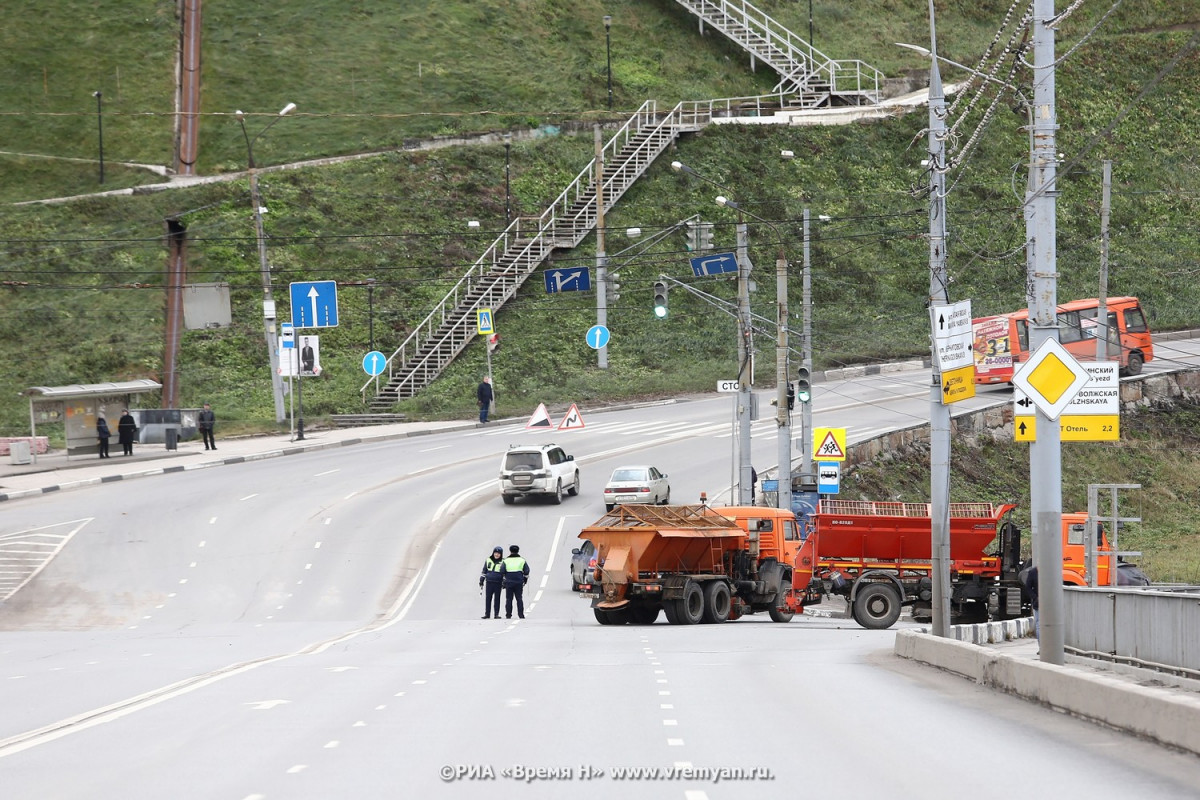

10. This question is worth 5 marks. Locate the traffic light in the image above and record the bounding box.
[685,222,698,252]
[698,222,713,253]
[786,382,795,410]
[795,366,811,403]
[487,333,501,352]
[607,271,621,302]
[652,280,669,318]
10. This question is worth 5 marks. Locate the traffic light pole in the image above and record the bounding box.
[775,236,792,515]
[800,209,814,475]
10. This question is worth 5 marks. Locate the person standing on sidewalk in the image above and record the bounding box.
[96,415,111,459]
[499,544,530,619]
[476,376,494,424]
[479,546,505,619]
[117,410,137,456]
[198,403,217,450]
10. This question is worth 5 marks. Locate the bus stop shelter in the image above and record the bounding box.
[20,380,162,462]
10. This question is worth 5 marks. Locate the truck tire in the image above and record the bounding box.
[853,582,902,629]
[676,580,704,625]
[502,495,516,505]
[701,581,732,623]
[551,480,563,505]
[594,607,628,625]
[628,604,660,625]
[768,603,795,623]
[663,597,681,625]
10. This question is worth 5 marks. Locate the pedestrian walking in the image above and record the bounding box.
[96,415,111,459]
[476,376,494,424]
[117,410,137,456]
[198,403,217,450]
[479,546,505,618]
[499,544,530,619]
[750,466,758,504]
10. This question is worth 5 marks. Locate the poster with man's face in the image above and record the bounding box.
[280,335,321,377]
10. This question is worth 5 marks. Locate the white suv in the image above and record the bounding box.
[499,444,580,505]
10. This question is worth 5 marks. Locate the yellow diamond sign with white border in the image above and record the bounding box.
[1010,337,1091,420]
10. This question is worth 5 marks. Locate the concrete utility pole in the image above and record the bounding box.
[774,233,792,515]
[1028,0,1066,666]
[800,209,813,475]
[735,220,755,505]
[925,0,953,639]
[1097,160,1112,362]
[595,126,609,369]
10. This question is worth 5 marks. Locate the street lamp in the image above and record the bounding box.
[92,91,104,184]
[235,102,297,426]
[604,15,613,111]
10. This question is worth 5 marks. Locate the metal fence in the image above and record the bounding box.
[1066,586,1200,677]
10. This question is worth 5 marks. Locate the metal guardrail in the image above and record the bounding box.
[1066,586,1200,674]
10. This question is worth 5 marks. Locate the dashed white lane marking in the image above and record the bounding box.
[178,579,188,585]
[412,680,427,685]
[353,721,366,728]
[685,791,709,800]
[419,445,451,452]
[667,739,685,746]
[305,563,312,570]
[199,540,206,547]
[314,469,339,477]
[324,518,332,525]
[189,562,197,568]
[239,494,258,501]
[659,691,671,696]
[286,765,306,774]
[661,704,674,709]
[324,741,339,749]
[663,720,678,726]
[314,542,322,549]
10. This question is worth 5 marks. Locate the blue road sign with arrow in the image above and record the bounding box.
[362,350,386,376]
[690,252,738,277]
[290,281,339,328]
[544,267,591,293]
[586,325,610,350]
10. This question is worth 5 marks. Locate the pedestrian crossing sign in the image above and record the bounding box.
[525,403,554,429]
[813,427,847,461]
[558,404,586,430]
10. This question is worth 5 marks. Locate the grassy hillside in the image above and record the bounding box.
[2,0,1199,434]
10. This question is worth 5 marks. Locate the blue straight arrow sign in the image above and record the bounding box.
[290,281,339,328]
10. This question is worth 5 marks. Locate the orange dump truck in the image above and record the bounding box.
[581,504,804,625]
[793,500,1146,629]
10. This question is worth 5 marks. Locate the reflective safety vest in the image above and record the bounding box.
[500,555,529,584]
[482,557,504,583]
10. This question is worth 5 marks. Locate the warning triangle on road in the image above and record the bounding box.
[557,403,586,430]
[525,403,554,429]
[815,431,845,459]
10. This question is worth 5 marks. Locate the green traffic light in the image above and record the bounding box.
[654,305,667,318]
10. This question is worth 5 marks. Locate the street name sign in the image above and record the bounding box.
[930,299,973,371]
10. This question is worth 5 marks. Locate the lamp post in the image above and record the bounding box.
[671,161,756,506]
[92,91,104,184]
[504,134,513,226]
[236,102,297,426]
[604,15,613,111]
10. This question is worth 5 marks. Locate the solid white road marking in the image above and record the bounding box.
[239,494,258,501]
[314,469,339,477]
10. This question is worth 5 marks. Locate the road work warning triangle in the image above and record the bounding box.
[557,403,586,430]
[525,403,554,429]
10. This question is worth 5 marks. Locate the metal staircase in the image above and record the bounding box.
[363,100,730,408]
[671,0,883,107]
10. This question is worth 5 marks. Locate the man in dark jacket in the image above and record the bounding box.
[476,376,494,423]
[499,544,530,619]
[198,403,217,450]
[96,415,111,459]
[1023,565,1040,644]
[117,410,137,456]
[479,546,505,619]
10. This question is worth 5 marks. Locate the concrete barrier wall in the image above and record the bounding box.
[1067,586,1200,672]
[895,629,1200,756]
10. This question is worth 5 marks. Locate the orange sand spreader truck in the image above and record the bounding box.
[582,496,1140,628]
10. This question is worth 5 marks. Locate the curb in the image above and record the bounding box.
[894,629,1200,756]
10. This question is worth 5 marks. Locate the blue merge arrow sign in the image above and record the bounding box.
[290,280,339,329]
[690,252,738,277]
[362,350,386,376]
[544,267,591,293]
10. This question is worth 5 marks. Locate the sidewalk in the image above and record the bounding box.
[0,420,473,502]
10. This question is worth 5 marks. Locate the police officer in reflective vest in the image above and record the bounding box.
[499,544,530,619]
[479,546,504,619]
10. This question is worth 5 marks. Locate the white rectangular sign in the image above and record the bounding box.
[931,299,974,371]
[717,380,740,393]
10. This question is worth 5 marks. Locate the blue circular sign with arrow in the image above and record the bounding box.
[362,350,386,376]
[586,325,610,350]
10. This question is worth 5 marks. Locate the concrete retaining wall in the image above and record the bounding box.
[895,629,1200,756]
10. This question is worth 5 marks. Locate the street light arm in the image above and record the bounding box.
[236,103,298,168]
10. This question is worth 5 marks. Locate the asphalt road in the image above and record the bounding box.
[3,358,1200,798]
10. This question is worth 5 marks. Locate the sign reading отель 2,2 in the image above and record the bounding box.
[1014,362,1119,442]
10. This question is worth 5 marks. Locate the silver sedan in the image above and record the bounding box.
[603,465,670,511]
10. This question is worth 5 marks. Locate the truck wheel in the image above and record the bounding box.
[568,472,580,496]
[502,495,515,505]
[676,581,704,625]
[768,602,795,623]
[663,598,682,625]
[1123,352,1144,376]
[701,581,732,623]
[551,480,563,505]
[595,608,628,625]
[853,583,902,629]
[628,605,660,625]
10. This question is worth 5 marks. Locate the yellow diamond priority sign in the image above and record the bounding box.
[1010,338,1091,420]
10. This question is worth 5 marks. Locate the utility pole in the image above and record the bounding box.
[1028,0,1065,666]
[925,0,953,639]
[736,220,755,505]
[800,208,814,475]
[1097,160,1111,362]
[595,126,609,369]
[774,230,792,515]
